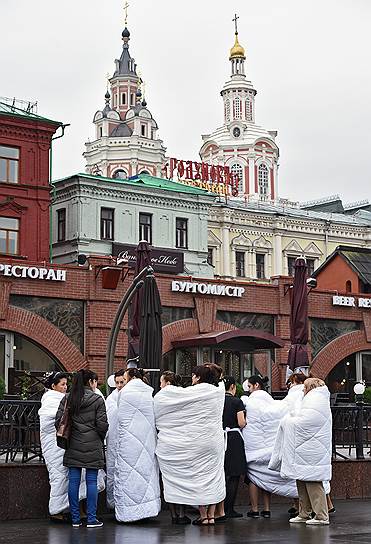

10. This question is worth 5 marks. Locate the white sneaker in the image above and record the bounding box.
[289,516,309,523]
[306,518,329,525]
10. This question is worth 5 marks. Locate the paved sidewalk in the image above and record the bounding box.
[0,500,370,544]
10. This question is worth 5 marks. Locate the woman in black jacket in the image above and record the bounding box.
[55,369,108,528]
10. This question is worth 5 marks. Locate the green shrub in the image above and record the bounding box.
[364,387,371,404]
[0,376,5,399]
[235,382,245,398]
[99,383,107,398]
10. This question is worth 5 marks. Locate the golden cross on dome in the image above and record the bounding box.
[232,13,239,34]
[123,1,129,25]
[106,72,110,91]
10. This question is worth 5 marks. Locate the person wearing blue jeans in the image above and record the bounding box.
[69,468,98,526]
[55,369,108,528]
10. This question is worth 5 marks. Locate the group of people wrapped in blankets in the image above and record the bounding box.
[39,363,332,527]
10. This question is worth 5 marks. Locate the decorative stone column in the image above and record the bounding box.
[222,226,231,277]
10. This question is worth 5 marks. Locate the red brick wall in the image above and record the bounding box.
[0,256,370,386]
[316,254,360,293]
[0,114,60,261]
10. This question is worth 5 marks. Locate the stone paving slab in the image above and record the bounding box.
[0,500,370,544]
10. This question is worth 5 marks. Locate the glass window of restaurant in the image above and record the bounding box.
[0,330,62,393]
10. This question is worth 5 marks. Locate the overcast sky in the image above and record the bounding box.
[1,0,370,204]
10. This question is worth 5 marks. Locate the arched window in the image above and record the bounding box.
[112,169,127,179]
[231,163,244,194]
[140,170,150,175]
[245,96,252,121]
[346,280,352,293]
[225,99,231,123]
[258,164,269,197]
[233,97,241,120]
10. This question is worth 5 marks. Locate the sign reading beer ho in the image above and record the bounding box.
[165,158,239,196]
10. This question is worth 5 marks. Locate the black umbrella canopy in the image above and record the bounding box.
[139,272,163,390]
[127,241,152,359]
[287,257,309,372]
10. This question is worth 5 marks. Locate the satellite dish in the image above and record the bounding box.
[77,254,87,265]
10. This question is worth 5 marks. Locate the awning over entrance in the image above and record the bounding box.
[172,328,285,351]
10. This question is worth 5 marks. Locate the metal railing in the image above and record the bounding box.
[0,400,370,464]
[0,400,42,463]
[332,404,371,460]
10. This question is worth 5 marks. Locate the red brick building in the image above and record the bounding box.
[0,98,62,261]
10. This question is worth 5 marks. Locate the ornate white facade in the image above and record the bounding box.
[200,26,279,200]
[83,27,166,179]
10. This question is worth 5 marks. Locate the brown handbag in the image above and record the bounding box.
[56,398,71,450]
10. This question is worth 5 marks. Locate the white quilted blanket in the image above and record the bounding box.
[269,385,332,482]
[241,390,298,498]
[113,379,161,522]
[154,382,226,505]
[105,388,121,508]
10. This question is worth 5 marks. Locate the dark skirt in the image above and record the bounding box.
[224,432,247,477]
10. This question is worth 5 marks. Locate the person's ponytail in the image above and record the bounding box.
[68,369,97,417]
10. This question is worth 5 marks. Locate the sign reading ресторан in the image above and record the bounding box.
[0,263,66,281]
[332,295,371,308]
[172,280,245,298]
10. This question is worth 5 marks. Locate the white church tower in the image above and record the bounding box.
[200,15,279,200]
[84,15,167,179]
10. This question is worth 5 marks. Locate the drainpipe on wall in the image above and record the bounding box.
[49,124,70,263]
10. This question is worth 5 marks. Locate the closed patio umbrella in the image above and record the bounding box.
[287,257,309,374]
[139,272,163,390]
[127,241,152,359]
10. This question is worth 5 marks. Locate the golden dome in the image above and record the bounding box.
[230,33,245,58]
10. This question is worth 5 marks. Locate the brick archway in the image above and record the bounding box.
[2,306,87,372]
[162,318,281,387]
[311,330,371,379]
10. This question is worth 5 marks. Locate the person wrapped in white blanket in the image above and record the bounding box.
[39,371,105,521]
[105,368,126,509]
[241,375,299,518]
[269,377,332,525]
[154,364,226,526]
[109,368,161,522]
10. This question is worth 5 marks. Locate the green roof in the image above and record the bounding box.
[56,172,214,197]
[0,101,62,126]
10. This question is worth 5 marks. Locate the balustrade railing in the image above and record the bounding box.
[0,400,370,464]
[0,400,42,463]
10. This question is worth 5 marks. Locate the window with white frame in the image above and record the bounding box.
[256,253,265,279]
[0,217,19,254]
[233,97,241,120]
[235,251,245,277]
[287,256,297,276]
[245,96,252,121]
[258,164,269,197]
[231,163,244,193]
[225,99,231,123]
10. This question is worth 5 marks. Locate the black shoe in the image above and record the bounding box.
[328,507,336,514]
[176,516,192,525]
[247,510,259,519]
[215,515,227,523]
[226,511,243,518]
[86,520,103,528]
[260,511,271,518]
[288,507,297,514]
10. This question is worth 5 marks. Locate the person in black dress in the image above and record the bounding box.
[223,376,247,518]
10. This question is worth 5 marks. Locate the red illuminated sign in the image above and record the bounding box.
[164,158,239,196]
